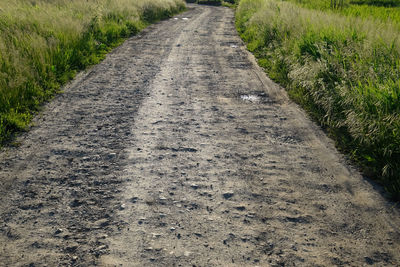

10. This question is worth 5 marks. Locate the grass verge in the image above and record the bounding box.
[236,0,400,199]
[0,0,186,145]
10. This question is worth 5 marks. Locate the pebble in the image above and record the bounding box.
[107,153,117,159]
[223,191,234,199]
[54,228,63,235]
[170,227,176,231]
[95,218,110,227]
[191,184,199,189]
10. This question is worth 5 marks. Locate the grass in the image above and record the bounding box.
[236,0,400,199]
[287,0,400,26]
[0,0,185,145]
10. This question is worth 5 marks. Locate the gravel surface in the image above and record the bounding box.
[1,5,399,267]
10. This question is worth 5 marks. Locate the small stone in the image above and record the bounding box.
[138,217,146,225]
[170,227,176,231]
[107,153,117,159]
[95,218,110,227]
[190,184,199,189]
[119,204,126,210]
[159,196,167,201]
[54,228,63,235]
[223,191,234,199]
[184,251,191,257]
[159,213,167,218]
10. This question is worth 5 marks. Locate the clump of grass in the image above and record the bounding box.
[236,0,400,198]
[0,0,185,145]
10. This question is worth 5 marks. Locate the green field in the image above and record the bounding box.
[288,0,400,25]
[236,0,400,198]
[0,0,185,145]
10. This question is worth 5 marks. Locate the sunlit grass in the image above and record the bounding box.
[236,0,400,198]
[0,0,185,144]
[286,0,400,26]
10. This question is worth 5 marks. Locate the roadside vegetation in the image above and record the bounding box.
[193,0,236,6]
[288,0,400,26]
[196,0,223,5]
[236,0,400,198]
[0,0,185,145]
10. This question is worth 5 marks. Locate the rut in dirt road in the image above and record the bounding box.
[0,4,400,267]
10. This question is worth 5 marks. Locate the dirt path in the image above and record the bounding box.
[0,5,399,267]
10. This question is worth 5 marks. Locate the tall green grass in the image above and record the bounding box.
[287,0,400,26]
[0,0,185,145]
[236,0,400,198]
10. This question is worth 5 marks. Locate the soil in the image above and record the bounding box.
[1,4,400,267]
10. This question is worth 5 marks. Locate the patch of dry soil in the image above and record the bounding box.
[0,5,399,267]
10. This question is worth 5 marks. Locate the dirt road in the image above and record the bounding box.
[0,5,399,266]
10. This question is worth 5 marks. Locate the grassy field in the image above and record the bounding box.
[0,0,185,145]
[236,0,400,198]
[288,0,400,26]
